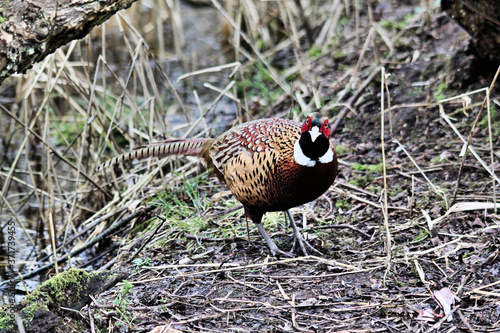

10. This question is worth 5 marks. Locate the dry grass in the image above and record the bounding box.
[1,0,499,332]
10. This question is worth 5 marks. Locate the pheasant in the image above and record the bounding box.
[98,115,338,257]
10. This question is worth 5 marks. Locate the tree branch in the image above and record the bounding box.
[0,0,138,85]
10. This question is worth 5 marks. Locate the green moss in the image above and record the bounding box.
[351,162,385,174]
[434,82,449,101]
[350,162,386,188]
[335,199,352,210]
[348,163,389,193]
[413,229,429,243]
[0,305,26,329]
[349,175,368,188]
[334,144,353,155]
[309,45,322,57]
[381,13,414,30]
[26,269,88,309]
[0,269,123,330]
[333,51,346,59]
[478,105,500,137]
[431,156,441,164]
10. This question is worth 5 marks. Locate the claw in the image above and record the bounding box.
[255,211,323,258]
[287,210,323,256]
[256,223,294,258]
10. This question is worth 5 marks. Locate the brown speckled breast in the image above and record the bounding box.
[210,119,338,213]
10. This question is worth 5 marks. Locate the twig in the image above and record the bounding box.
[380,67,392,270]
[330,66,380,133]
[392,138,447,207]
[131,256,368,282]
[440,103,500,187]
[210,0,294,100]
[332,187,409,211]
[88,307,96,333]
[449,65,500,205]
[0,206,155,287]
[0,104,112,199]
[457,309,477,333]
[127,216,167,264]
[184,233,249,243]
[304,223,372,239]
[423,306,460,333]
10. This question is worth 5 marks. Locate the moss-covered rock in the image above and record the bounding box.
[0,268,128,333]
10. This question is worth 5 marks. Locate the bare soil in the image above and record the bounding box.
[2,1,500,332]
[88,7,499,333]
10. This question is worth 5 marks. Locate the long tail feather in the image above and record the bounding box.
[97,139,212,171]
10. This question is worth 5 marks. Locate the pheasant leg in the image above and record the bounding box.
[255,212,323,258]
[286,210,323,256]
[256,223,294,258]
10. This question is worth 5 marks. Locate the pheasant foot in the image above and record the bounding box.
[255,223,294,258]
[286,210,323,256]
[255,212,323,258]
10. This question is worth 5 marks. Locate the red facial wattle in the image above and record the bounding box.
[301,116,312,133]
[320,119,331,138]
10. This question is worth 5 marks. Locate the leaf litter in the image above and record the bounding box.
[1,0,500,332]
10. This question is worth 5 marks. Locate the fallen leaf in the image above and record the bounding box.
[468,217,485,228]
[430,205,442,216]
[433,287,455,322]
[439,150,452,162]
[370,279,382,290]
[430,237,442,246]
[297,298,319,307]
[416,308,439,322]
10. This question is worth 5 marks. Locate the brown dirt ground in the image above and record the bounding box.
[85,5,500,333]
[5,1,500,332]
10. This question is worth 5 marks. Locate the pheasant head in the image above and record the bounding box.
[294,114,334,167]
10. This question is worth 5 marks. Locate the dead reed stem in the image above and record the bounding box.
[380,67,392,270]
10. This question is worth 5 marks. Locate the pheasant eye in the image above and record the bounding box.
[301,116,312,133]
[320,119,331,138]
